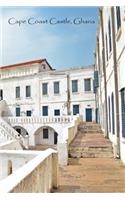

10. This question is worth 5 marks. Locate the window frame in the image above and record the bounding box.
[26,85,31,98]
[26,110,32,117]
[84,78,91,92]
[42,106,48,116]
[16,107,20,117]
[16,86,20,99]
[116,6,121,31]
[54,109,60,116]
[72,80,78,93]
[121,88,125,138]
[43,128,49,139]
[108,18,112,53]
[42,83,48,95]
[54,81,60,94]
[111,92,115,135]
[73,104,79,115]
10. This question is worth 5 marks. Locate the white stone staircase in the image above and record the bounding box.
[0,117,28,149]
[69,122,113,160]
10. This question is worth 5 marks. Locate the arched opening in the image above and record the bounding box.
[8,160,12,176]
[34,126,58,146]
[13,126,29,137]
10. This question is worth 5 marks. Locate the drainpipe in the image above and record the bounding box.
[111,7,120,158]
[99,8,109,138]
[67,74,71,115]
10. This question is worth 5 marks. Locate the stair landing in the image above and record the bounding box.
[53,158,125,192]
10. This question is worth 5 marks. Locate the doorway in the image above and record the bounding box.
[54,132,58,144]
[86,108,92,122]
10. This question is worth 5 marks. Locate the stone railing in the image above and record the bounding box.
[68,115,83,145]
[57,115,83,165]
[0,117,28,148]
[0,149,58,193]
[0,140,23,150]
[5,116,74,125]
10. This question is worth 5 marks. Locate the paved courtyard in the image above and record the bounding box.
[54,158,125,193]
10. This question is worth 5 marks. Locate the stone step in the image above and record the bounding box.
[68,122,113,160]
[69,150,113,158]
[78,130,102,134]
[78,123,101,128]
[78,125,101,130]
[69,146,113,151]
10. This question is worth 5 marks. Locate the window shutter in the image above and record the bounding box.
[94,71,99,88]
[111,92,115,134]
[121,89,125,137]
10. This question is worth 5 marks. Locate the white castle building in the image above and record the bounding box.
[95,7,125,164]
[0,59,95,165]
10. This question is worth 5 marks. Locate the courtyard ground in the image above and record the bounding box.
[54,157,125,193]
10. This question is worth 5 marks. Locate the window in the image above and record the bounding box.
[108,19,112,52]
[54,109,60,116]
[54,82,59,94]
[16,107,20,117]
[108,97,111,132]
[106,34,108,61]
[43,128,48,139]
[116,7,121,31]
[72,80,78,93]
[0,89,3,100]
[84,79,91,91]
[42,83,48,95]
[26,110,32,116]
[73,105,79,115]
[111,92,115,134]
[121,88,125,138]
[26,85,31,97]
[94,71,99,88]
[16,86,20,98]
[42,106,48,116]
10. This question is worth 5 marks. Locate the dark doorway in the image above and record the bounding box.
[54,132,58,144]
[96,108,98,123]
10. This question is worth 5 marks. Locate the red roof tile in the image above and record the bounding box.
[0,59,53,70]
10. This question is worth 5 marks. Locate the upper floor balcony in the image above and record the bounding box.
[4,115,75,125]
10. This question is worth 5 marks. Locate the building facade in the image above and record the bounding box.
[0,59,95,147]
[95,7,125,163]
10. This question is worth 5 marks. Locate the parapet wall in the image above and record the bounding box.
[0,140,23,150]
[0,149,58,193]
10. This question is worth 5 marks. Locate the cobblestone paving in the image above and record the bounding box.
[54,158,125,193]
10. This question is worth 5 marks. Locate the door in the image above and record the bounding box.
[86,108,92,122]
[54,132,58,144]
[96,108,98,123]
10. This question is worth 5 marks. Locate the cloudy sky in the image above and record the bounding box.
[0,7,98,69]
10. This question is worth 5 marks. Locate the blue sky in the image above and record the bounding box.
[0,7,99,69]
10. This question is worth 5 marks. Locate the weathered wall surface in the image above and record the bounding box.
[0,149,58,193]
